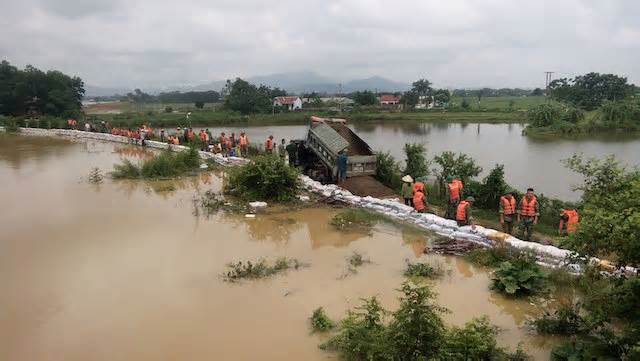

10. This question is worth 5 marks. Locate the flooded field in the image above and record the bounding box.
[195,122,640,201]
[0,134,559,360]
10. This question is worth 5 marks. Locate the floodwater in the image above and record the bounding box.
[0,134,560,360]
[195,122,640,201]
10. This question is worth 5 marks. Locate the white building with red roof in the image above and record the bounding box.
[378,94,401,105]
[273,96,303,110]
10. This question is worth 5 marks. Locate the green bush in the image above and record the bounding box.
[403,143,430,179]
[310,307,335,332]
[320,282,530,360]
[433,151,482,195]
[531,303,585,335]
[526,104,562,127]
[320,297,389,360]
[375,151,402,191]
[491,255,548,296]
[442,316,531,360]
[224,155,299,202]
[598,99,640,128]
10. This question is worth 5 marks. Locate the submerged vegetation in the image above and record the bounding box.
[198,190,249,215]
[222,257,305,282]
[330,208,383,232]
[310,307,335,333]
[223,154,299,202]
[491,256,548,296]
[87,167,104,184]
[111,147,201,179]
[404,261,445,279]
[320,282,530,360]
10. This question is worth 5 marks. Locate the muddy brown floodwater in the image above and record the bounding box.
[0,134,560,360]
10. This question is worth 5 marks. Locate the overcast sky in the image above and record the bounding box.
[1,0,639,89]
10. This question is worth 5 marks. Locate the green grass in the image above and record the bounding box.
[111,147,201,179]
[450,95,557,111]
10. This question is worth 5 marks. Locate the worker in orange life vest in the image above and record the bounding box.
[412,181,427,213]
[456,196,476,229]
[499,190,517,235]
[517,188,539,241]
[559,209,579,235]
[265,135,274,154]
[445,175,463,219]
[239,132,248,157]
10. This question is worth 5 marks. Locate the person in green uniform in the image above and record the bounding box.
[277,138,286,162]
[286,140,298,166]
[499,190,517,235]
[456,196,476,229]
[517,188,539,241]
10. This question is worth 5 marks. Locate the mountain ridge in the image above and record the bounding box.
[85,71,409,97]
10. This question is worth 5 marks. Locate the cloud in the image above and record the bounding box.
[1,0,638,89]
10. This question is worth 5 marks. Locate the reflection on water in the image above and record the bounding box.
[0,135,563,360]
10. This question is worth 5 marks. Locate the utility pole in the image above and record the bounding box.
[544,71,554,103]
[338,83,343,112]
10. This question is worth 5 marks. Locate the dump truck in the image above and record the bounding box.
[300,116,395,198]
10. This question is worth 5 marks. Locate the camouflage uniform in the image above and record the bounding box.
[517,197,539,241]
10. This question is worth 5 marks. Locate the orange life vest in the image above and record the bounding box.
[240,135,247,146]
[453,179,463,190]
[413,181,424,194]
[265,138,273,150]
[520,196,538,217]
[561,209,579,233]
[447,182,461,201]
[413,191,425,211]
[500,195,516,215]
[456,201,470,222]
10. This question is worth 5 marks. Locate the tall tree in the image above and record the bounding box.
[352,90,377,106]
[550,72,633,110]
[1,61,84,117]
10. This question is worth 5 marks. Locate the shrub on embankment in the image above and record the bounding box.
[523,99,640,136]
[111,147,201,179]
[223,154,300,202]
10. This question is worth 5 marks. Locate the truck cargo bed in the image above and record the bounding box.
[340,176,397,199]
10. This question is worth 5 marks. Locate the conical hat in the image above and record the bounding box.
[402,175,413,183]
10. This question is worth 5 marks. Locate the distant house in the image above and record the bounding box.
[378,94,401,105]
[273,96,303,110]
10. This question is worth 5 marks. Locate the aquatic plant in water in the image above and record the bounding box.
[310,307,335,332]
[491,255,548,296]
[222,257,305,282]
[87,167,103,184]
[404,261,445,278]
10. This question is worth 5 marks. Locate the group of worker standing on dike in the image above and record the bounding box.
[402,174,579,241]
[69,118,580,243]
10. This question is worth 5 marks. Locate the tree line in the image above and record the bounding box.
[525,72,639,134]
[0,60,85,118]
